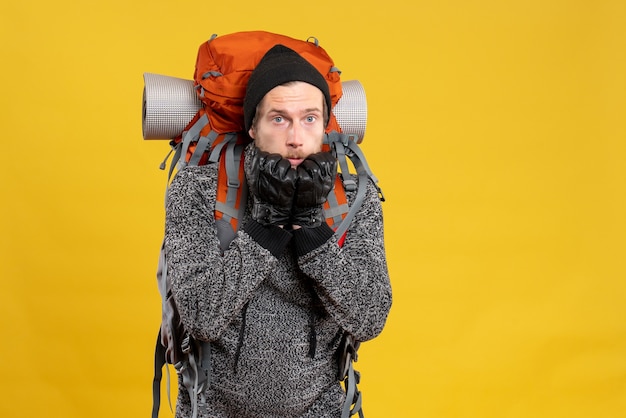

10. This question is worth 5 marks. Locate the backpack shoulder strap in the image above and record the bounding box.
[324,131,384,245]
[339,333,364,418]
[213,135,248,252]
[159,109,249,248]
[154,115,249,418]
[322,132,383,418]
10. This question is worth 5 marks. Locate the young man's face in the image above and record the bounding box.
[248,81,325,168]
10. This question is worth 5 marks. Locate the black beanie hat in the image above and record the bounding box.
[243,44,332,133]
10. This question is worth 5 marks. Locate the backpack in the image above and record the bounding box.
[144,31,383,418]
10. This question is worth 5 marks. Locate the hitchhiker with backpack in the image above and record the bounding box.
[150,31,392,418]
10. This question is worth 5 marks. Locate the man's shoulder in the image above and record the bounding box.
[172,164,219,184]
[167,164,220,201]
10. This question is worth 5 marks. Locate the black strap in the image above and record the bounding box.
[152,329,166,418]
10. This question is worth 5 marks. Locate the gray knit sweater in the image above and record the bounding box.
[164,146,392,418]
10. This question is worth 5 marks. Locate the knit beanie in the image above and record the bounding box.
[243,44,332,132]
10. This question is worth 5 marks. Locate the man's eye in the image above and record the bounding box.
[306,116,316,123]
[273,116,283,123]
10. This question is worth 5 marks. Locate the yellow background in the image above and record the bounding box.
[1,1,625,417]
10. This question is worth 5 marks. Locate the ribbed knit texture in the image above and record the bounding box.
[243,219,292,257]
[293,223,335,256]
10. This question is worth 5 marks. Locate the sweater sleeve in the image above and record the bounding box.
[164,166,281,342]
[295,177,393,342]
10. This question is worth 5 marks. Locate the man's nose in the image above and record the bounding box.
[286,123,303,147]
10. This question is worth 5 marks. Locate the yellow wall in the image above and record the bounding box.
[2,1,625,417]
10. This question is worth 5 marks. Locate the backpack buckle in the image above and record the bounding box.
[343,178,357,192]
[181,335,191,354]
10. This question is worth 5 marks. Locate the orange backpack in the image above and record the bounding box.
[148,31,382,418]
[170,31,349,240]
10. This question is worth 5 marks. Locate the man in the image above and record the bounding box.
[164,44,391,417]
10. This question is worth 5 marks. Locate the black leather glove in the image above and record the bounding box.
[292,152,337,227]
[246,149,297,226]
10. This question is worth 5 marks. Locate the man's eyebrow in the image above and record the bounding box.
[294,107,323,116]
[266,107,323,115]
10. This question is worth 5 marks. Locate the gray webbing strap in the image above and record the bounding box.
[326,131,384,241]
[154,242,175,413]
[181,345,201,418]
[341,361,364,418]
[214,201,239,220]
[339,334,364,418]
[345,139,384,201]
[215,139,245,223]
[189,349,201,418]
[224,140,241,189]
[324,187,349,225]
[159,146,175,171]
[160,141,182,184]
[168,144,182,181]
[188,130,217,166]
[208,133,236,163]
[334,169,368,241]
[326,131,382,194]
[178,337,211,418]
[334,141,357,192]
[178,113,210,171]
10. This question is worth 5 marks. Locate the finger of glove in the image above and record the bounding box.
[303,154,337,192]
[259,155,296,208]
[307,152,338,178]
[267,156,295,182]
[262,153,285,172]
[314,155,338,197]
[296,157,336,206]
[246,149,270,197]
[295,165,317,207]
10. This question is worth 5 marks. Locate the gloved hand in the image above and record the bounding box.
[246,149,297,226]
[292,152,337,228]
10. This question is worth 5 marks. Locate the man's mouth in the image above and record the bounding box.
[287,157,304,168]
